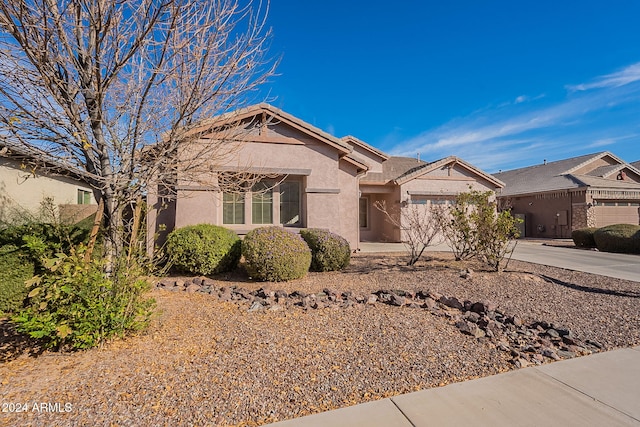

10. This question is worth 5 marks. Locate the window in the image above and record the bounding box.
[252,182,273,224]
[223,192,245,224]
[410,197,427,205]
[77,189,92,205]
[280,181,300,225]
[359,197,368,228]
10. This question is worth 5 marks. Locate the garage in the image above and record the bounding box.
[593,201,640,228]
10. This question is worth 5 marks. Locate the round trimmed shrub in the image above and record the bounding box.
[300,228,351,272]
[242,227,311,282]
[0,245,35,314]
[571,227,598,248]
[593,224,640,254]
[166,224,241,275]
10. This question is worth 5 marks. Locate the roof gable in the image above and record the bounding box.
[194,103,354,155]
[341,136,389,161]
[395,156,504,188]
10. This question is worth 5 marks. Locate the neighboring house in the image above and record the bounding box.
[147,104,503,250]
[0,143,97,224]
[632,160,640,170]
[494,152,640,238]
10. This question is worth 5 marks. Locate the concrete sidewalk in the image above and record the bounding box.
[266,346,640,426]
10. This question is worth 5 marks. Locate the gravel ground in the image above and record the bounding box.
[1,251,639,426]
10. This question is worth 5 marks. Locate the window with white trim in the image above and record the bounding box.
[252,181,273,224]
[223,192,245,224]
[280,181,301,225]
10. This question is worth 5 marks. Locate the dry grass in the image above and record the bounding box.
[1,252,639,426]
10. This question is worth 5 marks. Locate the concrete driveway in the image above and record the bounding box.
[359,240,640,283]
[511,241,640,283]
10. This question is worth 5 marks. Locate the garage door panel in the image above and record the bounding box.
[594,205,639,228]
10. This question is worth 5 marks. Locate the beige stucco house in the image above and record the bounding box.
[0,143,97,223]
[495,152,640,238]
[147,104,504,250]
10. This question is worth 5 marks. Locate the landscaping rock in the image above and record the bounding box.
[185,284,201,293]
[465,311,481,323]
[545,328,560,339]
[438,296,464,310]
[390,294,406,307]
[248,301,264,312]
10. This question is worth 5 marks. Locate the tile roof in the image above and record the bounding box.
[495,151,640,196]
[0,141,92,181]
[572,174,640,190]
[585,164,623,178]
[360,156,427,183]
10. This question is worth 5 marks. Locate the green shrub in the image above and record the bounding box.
[0,245,35,315]
[242,227,311,281]
[300,228,350,272]
[0,222,90,271]
[593,224,640,254]
[572,227,598,248]
[13,246,155,350]
[166,224,241,275]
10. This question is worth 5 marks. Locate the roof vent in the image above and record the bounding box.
[417,152,420,163]
[543,159,547,165]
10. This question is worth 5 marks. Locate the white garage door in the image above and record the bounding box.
[593,202,640,228]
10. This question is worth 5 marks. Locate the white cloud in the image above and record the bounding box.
[391,64,640,171]
[567,62,640,91]
[587,134,638,149]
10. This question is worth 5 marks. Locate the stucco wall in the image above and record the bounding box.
[0,157,95,221]
[349,146,384,174]
[159,121,361,248]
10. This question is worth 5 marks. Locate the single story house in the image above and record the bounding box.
[0,143,97,223]
[146,104,504,250]
[494,152,640,238]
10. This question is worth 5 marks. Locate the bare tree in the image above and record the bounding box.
[0,0,276,261]
[374,199,443,266]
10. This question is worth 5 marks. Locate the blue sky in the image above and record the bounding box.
[261,0,640,173]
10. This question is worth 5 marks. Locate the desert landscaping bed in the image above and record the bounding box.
[1,252,639,426]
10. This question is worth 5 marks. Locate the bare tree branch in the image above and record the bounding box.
[0,0,277,260]
[374,199,444,266]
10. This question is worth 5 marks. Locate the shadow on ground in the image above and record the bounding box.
[0,318,45,363]
[541,275,640,299]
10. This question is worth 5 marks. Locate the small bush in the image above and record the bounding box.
[166,224,241,275]
[593,224,640,254]
[242,227,311,281]
[13,246,155,350]
[300,228,350,272]
[0,222,90,271]
[572,227,598,248]
[0,245,35,315]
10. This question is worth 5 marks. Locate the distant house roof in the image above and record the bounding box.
[495,151,640,196]
[632,160,640,170]
[0,141,92,182]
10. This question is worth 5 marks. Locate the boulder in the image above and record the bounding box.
[438,296,464,310]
